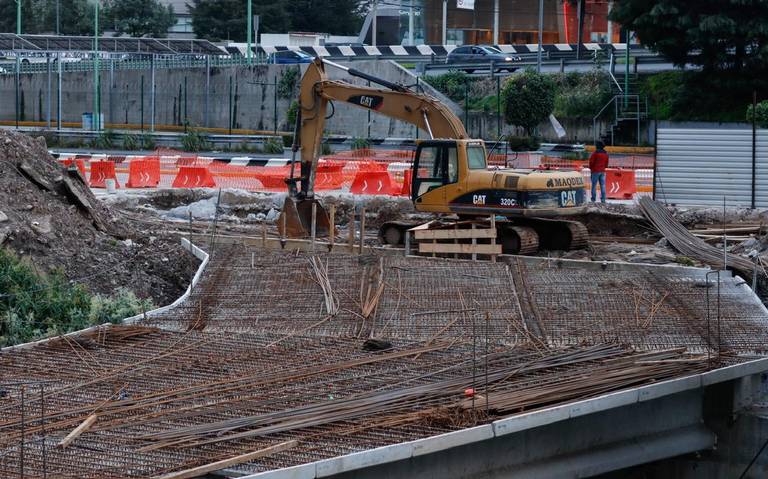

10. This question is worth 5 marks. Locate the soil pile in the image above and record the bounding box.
[0,130,195,305]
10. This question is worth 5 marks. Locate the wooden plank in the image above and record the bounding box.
[153,440,298,479]
[408,220,437,231]
[415,228,497,240]
[58,414,98,449]
[691,227,760,235]
[418,243,502,255]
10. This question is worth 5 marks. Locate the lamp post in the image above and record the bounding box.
[246,0,252,63]
[16,0,21,34]
[93,0,100,131]
[372,0,378,46]
[536,0,543,72]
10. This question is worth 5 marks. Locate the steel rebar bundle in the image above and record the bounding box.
[639,197,756,279]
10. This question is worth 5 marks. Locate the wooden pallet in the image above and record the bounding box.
[411,217,501,261]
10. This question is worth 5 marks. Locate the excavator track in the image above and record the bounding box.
[378,221,414,246]
[518,218,589,251]
[498,225,539,255]
[379,218,587,255]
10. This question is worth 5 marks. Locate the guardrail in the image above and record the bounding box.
[423,54,667,75]
[0,48,669,76]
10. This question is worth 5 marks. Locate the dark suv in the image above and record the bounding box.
[446,45,522,73]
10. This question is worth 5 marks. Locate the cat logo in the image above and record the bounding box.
[472,194,486,205]
[348,95,383,111]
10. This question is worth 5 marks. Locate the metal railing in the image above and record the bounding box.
[593,94,647,145]
[0,53,273,75]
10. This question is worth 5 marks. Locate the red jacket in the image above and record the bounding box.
[589,149,609,173]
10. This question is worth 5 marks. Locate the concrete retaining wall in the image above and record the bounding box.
[0,61,462,140]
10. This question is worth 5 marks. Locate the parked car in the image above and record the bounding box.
[446,45,522,73]
[268,50,314,64]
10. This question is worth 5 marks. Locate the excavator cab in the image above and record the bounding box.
[411,140,466,210]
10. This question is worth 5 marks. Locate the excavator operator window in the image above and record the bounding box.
[467,145,487,169]
[414,143,458,198]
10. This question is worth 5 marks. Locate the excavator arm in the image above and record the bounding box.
[294,58,468,198]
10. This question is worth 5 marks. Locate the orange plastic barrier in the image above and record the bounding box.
[314,162,346,190]
[350,171,398,195]
[145,157,161,185]
[605,168,637,199]
[127,158,160,188]
[172,166,216,188]
[253,166,290,190]
[400,168,412,197]
[89,160,120,188]
[59,158,86,178]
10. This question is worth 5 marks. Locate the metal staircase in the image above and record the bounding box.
[593,61,648,146]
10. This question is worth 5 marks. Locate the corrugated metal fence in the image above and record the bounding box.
[655,128,768,207]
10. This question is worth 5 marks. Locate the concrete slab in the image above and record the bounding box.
[315,443,413,477]
[411,425,494,457]
[493,406,571,437]
[239,463,316,479]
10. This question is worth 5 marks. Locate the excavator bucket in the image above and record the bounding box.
[278,197,332,238]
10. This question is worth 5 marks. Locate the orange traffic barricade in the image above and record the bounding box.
[89,160,120,189]
[349,170,398,195]
[172,165,216,188]
[605,168,637,199]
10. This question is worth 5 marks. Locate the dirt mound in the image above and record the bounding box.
[0,130,195,305]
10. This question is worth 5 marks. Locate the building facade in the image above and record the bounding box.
[363,0,620,46]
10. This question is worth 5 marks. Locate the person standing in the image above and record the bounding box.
[589,141,609,203]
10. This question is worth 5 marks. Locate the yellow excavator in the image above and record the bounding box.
[280,58,589,254]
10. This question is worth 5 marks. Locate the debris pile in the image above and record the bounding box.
[0,130,195,304]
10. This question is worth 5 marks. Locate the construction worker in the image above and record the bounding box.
[589,141,609,203]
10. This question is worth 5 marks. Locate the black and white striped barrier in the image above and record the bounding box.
[225,43,650,59]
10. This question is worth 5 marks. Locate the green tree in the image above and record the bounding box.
[610,0,768,73]
[501,69,556,136]
[747,100,768,128]
[0,0,104,35]
[188,0,288,42]
[284,0,366,35]
[105,0,175,37]
[188,0,365,42]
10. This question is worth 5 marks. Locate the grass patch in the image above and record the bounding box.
[0,248,153,347]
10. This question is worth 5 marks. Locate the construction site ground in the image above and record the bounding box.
[2,240,768,476]
[4,130,768,477]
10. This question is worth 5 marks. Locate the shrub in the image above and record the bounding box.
[507,135,541,152]
[553,70,613,120]
[140,133,156,150]
[351,137,371,150]
[746,100,768,128]
[180,128,211,152]
[91,129,116,149]
[263,137,284,154]
[501,69,557,135]
[0,248,153,347]
[422,71,469,102]
[89,288,153,325]
[122,133,139,150]
[277,67,300,99]
[286,100,299,129]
